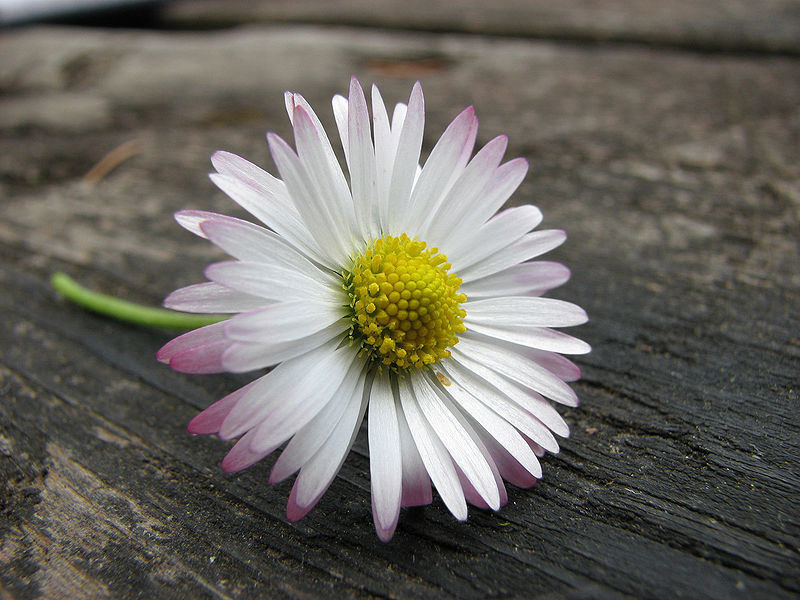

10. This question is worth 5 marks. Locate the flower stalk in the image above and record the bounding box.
[51,272,226,331]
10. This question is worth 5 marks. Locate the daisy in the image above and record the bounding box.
[157,77,589,541]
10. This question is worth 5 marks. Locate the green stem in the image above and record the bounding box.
[51,272,227,331]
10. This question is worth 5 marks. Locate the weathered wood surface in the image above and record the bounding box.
[1,3,798,598]
[163,0,800,55]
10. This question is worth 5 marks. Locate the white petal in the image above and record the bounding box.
[421,135,507,246]
[459,230,567,283]
[164,282,266,313]
[413,375,501,510]
[224,301,346,344]
[220,320,346,372]
[289,371,369,520]
[267,132,350,265]
[200,219,337,286]
[368,375,403,540]
[218,339,349,440]
[371,84,393,229]
[386,82,424,232]
[332,93,350,166]
[284,91,296,125]
[269,363,361,483]
[204,260,336,303]
[403,106,477,233]
[390,102,408,145]
[460,262,571,298]
[466,322,592,355]
[444,357,561,452]
[433,367,543,478]
[209,152,323,262]
[453,157,529,237]
[347,77,379,240]
[247,349,359,454]
[450,205,543,271]
[521,346,583,382]
[398,377,467,520]
[291,104,357,247]
[464,296,588,328]
[455,335,578,406]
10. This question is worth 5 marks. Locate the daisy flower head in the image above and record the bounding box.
[158,77,590,541]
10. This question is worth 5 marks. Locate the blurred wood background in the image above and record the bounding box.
[1,1,798,598]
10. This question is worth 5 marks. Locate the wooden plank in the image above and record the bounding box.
[162,0,800,54]
[1,24,798,599]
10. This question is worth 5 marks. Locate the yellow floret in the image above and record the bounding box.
[344,233,467,370]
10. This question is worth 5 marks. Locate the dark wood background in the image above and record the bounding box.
[1,1,798,598]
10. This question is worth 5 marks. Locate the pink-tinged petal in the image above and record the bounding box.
[483,435,539,488]
[169,341,228,374]
[459,229,567,284]
[156,320,227,364]
[524,434,548,458]
[174,209,234,239]
[286,481,312,522]
[187,380,259,435]
[404,106,478,232]
[450,205,542,271]
[524,348,583,382]
[164,282,266,314]
[464,296,588,329]
[398,378,467,521]
[457,466,489,509]
[455,453,507,509]
[422,135,508,245]
[412,376,500,510]
[221,428,270,473]
[287,372,370,521]
[460,261,571,298]
[368,376,403,540]
[397,403,433,507]
[386,81,424,231]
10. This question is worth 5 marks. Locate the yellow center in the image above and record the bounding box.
[344,233,467,370]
